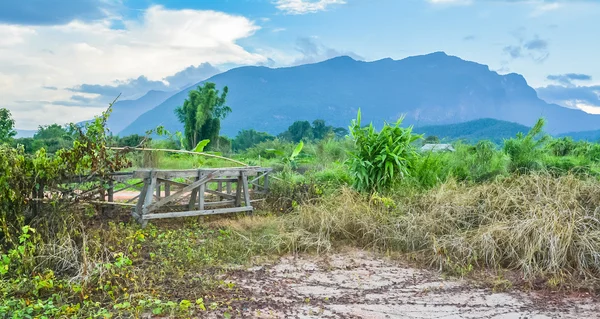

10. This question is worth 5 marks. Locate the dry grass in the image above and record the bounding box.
[278,174,600,288]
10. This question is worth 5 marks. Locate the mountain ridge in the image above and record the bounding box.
[117,52,600,137]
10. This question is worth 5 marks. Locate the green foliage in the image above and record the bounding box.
[113,134,148,148]
[192,139,211,153]
[278,119,348,143]
[175,82,230,150]
[232,129,274,152]
[503,118,550,173]
[423,135,440,145]
[348,110,421,193]
[0,108,16,143]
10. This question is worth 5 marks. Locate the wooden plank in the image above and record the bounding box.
[88,200,136,207]
[212,178,238,183]
[151,171,217,210]
[113,181,144,194]
[125,193,140,204]
[205,189,236,200]
[235,174,242,207]
[108,181,114,202]
[263,174,270,192]
[165,182,170,197]
[217,182,223,201]
[189,188,198,210]
[248,172,268,185]
[142,172,157,216]
[134,167,263,179]
[134,177,150,221]
[142,206,253,220]
[242,171,251,208]
[198,172,205,210]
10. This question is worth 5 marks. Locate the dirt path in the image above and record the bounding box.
[217,250,599,318]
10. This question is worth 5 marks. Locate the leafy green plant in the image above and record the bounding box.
[503,118,549,173]
[348,110,421,193]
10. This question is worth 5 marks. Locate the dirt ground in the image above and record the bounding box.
[212,250,600,319]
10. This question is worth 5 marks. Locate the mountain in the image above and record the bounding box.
[120,52,600,137]
[107,90,173,135]
[414,119,531,145]
[558,130,600,142]
[15,129,36,138]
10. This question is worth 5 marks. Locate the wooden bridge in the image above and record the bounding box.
[43,167,272,227]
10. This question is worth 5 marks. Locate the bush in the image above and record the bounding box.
[503,118,549,173]
[348,110,421,193]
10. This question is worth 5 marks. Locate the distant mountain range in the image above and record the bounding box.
[558,130,600,142]
[26,51,600,139]
[414,118,531,145]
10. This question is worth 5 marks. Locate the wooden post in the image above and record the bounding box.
[217,182,223,201]
[165,182,171,197]
[241,171,251,208]
[189,175,199,210]
[155,180,161,199]
[226,182,232,195]
[108,180,114,202]
[141,171,157,227]
[198,172,205,210]
[235,174,242,207]
[135,177,150,224]
[263,173,269,193]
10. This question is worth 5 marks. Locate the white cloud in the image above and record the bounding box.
[274,0,346,15]
[427,0,473,5]
[530,2,561,16]
[0,6,266,129]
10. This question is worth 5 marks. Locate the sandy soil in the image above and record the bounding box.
[213,250,599,318]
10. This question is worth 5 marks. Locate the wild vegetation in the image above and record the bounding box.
[4,84,600,317]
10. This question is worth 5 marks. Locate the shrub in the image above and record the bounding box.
[348,110,421,193]
[503,118,549,173]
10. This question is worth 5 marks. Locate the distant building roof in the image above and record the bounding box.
[420,144,455,152]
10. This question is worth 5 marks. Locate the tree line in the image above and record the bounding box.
[0,81,348,154]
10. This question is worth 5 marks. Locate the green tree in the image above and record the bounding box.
[0,108,16,143]
[174,83,230,150]
[311,119,332,140]
[280,120,313,142]
[232,129,274,152]
[423,135,440,145]
[115,134,148,147]
[30,124,73,154]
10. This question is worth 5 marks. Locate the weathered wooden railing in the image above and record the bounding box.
[38,167,272,226]
[131,167,271,226]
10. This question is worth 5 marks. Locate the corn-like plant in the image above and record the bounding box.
[348,110,421,193]
[503,118,549,173]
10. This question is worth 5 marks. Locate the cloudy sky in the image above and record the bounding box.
[1,0,599,129]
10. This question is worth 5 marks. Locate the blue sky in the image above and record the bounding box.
[1,0,599,129]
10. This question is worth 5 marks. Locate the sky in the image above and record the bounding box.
[1,0,599,130]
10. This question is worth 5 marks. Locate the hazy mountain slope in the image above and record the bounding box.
[107,90,173,135]
[120,52,600,137]
[414,118,531,144]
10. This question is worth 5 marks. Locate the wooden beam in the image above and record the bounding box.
[242,171,251,208]
[205,189,236,200]
[150,171,217,211]
[133,167,266,179]
[235,174,242,207]
[107,181,114,202]
[142,206,253,220]
[141,171,157,224]
[134,177,150,222]
[198,172,205,210]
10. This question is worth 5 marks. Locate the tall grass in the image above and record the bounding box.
[277,174,600,288]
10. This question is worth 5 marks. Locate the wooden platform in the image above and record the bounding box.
[41,167,272,227]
